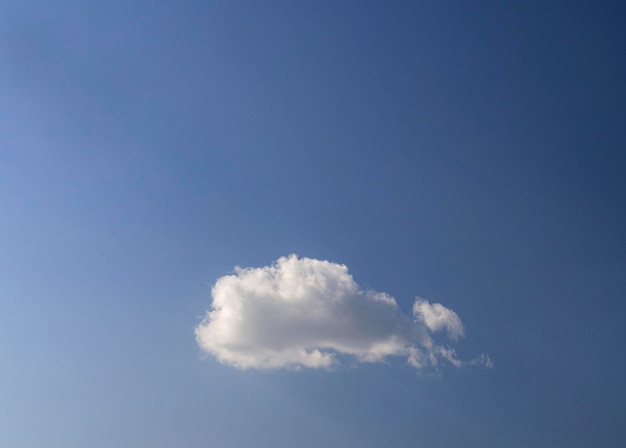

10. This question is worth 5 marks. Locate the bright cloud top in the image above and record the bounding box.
[195,255,489,370]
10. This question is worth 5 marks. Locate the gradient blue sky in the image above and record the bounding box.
[1,1,625,447]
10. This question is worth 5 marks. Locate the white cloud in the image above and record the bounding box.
[195,255,490,371]
[413,299,464,340]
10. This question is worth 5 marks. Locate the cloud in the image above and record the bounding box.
[413,299,464,340]
[195,255,490,371]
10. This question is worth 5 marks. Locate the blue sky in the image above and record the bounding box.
[1,1,625,446]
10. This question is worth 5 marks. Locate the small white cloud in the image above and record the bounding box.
[195,255,489,371]
[413,298,464,340]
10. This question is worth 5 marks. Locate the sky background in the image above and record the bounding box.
[1,1,625,447]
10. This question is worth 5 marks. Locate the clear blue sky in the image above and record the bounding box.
[1,1,625,447]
